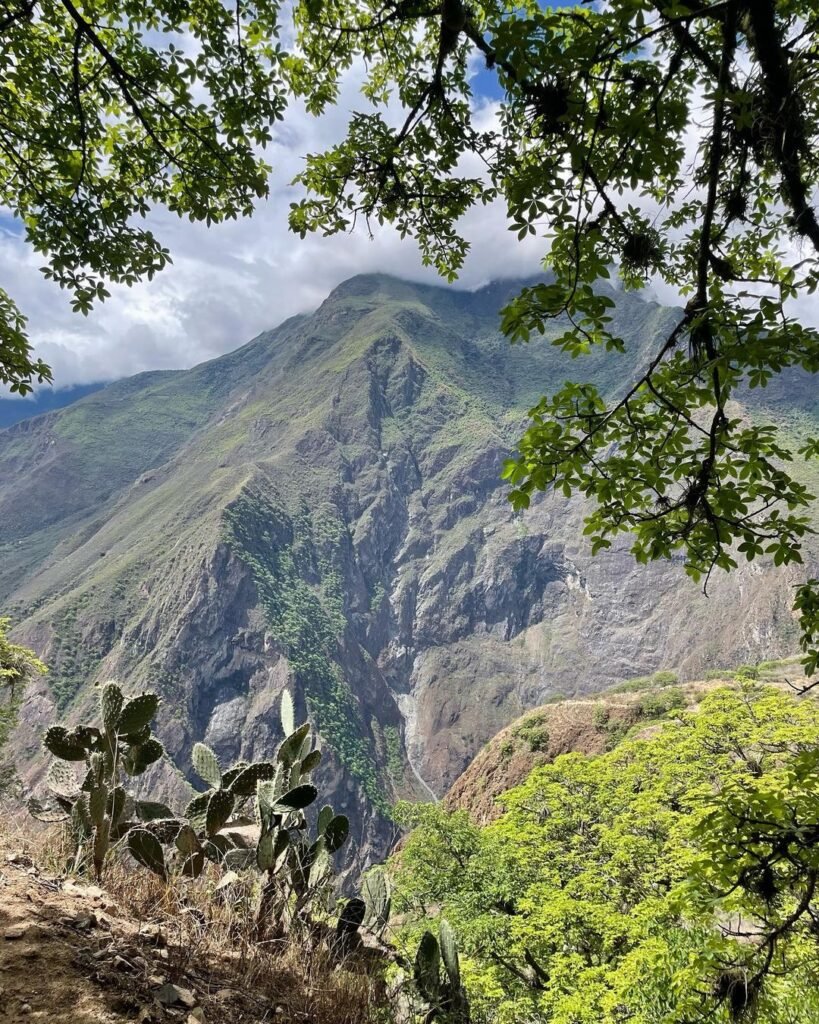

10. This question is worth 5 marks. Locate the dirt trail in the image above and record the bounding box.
[0,853,238,1024]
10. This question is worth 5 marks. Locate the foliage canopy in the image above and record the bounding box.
[0,617,46,779]
[0,0,285,392]
[283,0,819,669]
[393,685,819,1023]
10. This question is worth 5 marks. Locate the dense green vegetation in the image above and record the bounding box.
[222,486,386,810]
[394,686,819,1023]
[0,619,46,790]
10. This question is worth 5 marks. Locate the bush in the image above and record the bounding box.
[609,676,653,694]
[638,688,687,720]
[651,670,679,687]
[513,712,551,753]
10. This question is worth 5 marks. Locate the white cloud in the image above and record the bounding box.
[1,68,544,391]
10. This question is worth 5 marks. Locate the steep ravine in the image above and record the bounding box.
[2,273,814,866]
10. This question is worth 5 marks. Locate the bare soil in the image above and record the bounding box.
[0,851,260,1024]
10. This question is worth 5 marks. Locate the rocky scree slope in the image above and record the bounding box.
[1,274,816,866]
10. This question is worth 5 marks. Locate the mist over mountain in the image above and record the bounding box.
[2,273,814,865]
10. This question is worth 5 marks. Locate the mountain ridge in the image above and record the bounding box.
[2,272,814,866]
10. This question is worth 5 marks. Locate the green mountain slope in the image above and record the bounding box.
[2,274,815,862]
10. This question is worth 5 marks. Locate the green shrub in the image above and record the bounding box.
[513,713,550,753]
[609,676,653,694]
[638,687,687,720]
[651,669,679,687]
[593,705,610,729]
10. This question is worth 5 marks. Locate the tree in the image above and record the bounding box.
[393,686,819,1023]
[0,0,285,393]
[283,0,819,672]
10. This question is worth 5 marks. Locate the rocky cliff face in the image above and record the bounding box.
[1,273,815,866]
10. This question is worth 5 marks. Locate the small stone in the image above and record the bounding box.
[148,974,165,987]
[4,926,25,940]
[140,923,165,944]
[214,990,233,1001]
[20,1003,32,1015]
[187,1010,205,1023]
[156,983,197,1009]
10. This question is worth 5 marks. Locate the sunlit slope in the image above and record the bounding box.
[3,273,815,866]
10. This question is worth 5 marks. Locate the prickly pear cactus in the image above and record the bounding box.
[280,689,295,737]
[36,681,165,878]
[412,922,471,1023]
[117,693,160,735]
[363,865,391,933]
[100,681,123,734]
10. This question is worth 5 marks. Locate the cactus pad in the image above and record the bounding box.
[276,783,317,811]
[192,742,222,788]
[228,761,277,796]
[205,788,234,836]
[280,689,295,737]
[107,786,127,826]
[414,932,441,1003]
[336,897,367,938]
[323,814,349,853]
[123,737,164,776]
[185,791,211,832]
[135,799,175,821]
[44,726,89,762]
[439,918,461,988]
[100,681,123,733]
[300,749,322,775]
[277,723,310,767]
[175,824,202,857]
[128,829,167,880]
[221,760,249,789]
[363,866,391,929]
[116,693,160,735]
[317,804,334,835]
[308,839,331,887]
[46,759,80,799]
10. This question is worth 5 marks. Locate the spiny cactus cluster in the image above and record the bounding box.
[414,920,471,1023]
[30,681,165,877]
[32,685,393,956]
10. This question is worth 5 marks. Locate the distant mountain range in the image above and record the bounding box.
[2,273,815,865]
[0,383,106,429]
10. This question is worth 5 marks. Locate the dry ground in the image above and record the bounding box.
[0,832,386,1024]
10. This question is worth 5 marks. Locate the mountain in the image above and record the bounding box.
[1,273,816,866]
[0,383,107,429]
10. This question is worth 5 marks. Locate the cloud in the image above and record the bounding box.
[0,68,544,392]
[4,51,818,394]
